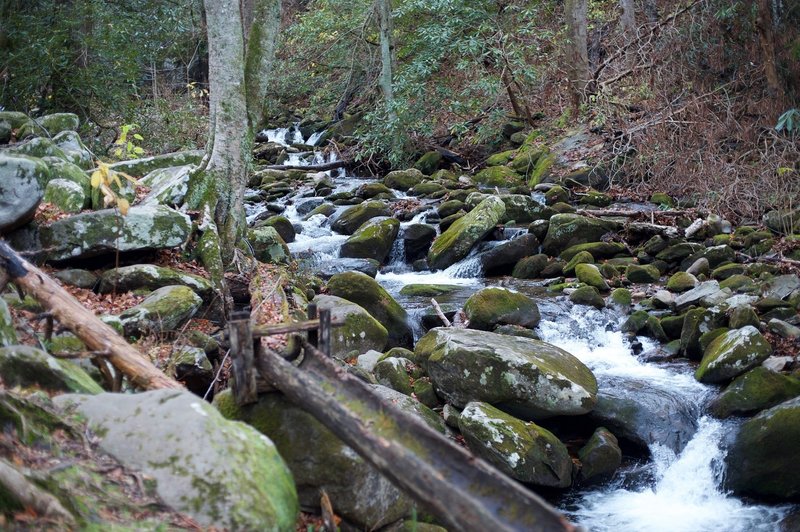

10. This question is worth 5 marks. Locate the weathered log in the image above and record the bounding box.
[430,298,452,327]
[261,160,347,172]
[0,458,75,525]
[254,337,579,532]
[0,241,181,390]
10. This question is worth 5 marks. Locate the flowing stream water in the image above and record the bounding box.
[254,125,795,531]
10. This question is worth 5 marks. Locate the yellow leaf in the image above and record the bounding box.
[113,173,122,189]
[90,171,102,188]
[117,198,130,215]
[119,171,139,185]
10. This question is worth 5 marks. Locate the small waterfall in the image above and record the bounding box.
[308,130,326,146]
[383,237,410,274]
[444,255,484,279]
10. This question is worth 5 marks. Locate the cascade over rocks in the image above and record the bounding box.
[415,327,597,419]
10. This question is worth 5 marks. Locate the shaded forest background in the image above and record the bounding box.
[1,0,798,221]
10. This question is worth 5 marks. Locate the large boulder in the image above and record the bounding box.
[401,223,437,262]
[384,168,423,191]
[47,158,92,199]
[247,226,291,264]
[17,113,79,138]
[459,402,572,487]
[340,216,400,263]
[709,367,800,418]
[589,377,698,453]
[427,196,505,270]
[0,153,48,232]
[98,264,213,300]
[215,387,434,529]
[541,214,619,256]
[695,326,773,383]
[331,201,392,235]
[415,328,597,419]
[139,165,193,206]
[43,179,85,213]
[119,285,202,336]
[463,287,540,330]
[52,130,93,169]
[466,192,553,223]
[0,345,102,394]
[473,166,524,188]
[108,150,204,178]
[56,390,298,530]
[475,234,539,275]
[327,271,412,348]
[314,295,388,356]
[40,205,192,261]
[724,396,800,500]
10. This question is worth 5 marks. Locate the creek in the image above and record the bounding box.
[253,124,795,532]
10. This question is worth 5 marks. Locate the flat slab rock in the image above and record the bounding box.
[54,389,298,530]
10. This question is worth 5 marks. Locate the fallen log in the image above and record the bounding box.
[255,337,579,532]
[0,241,181,391]
[261,160,347,172]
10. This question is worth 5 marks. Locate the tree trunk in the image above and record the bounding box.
[376,0,397,123]
[755,0,782,99]
[243,0,281,129]
[619,0,636,60]
[565,0,590,109]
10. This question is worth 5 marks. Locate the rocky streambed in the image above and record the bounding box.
[0,112,799,530]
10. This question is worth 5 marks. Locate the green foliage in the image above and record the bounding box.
[113,124,145,159]
[776,108,800,135]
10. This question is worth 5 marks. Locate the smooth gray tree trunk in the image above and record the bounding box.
[244,0,281,129]
[565,0,590,108]
[376,0,397,123]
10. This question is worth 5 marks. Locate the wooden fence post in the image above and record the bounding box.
[228,311,257,406]
[318,308,331,357]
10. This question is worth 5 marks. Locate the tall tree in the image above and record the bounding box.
[565,0,589,110]
[376,0,396,124]
[186,0,281,312]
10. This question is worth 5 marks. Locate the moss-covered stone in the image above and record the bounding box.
[384,168,424,191]
[0,346,102,393]
[709,367,800,418]
[569,286,605,309]
[98,264,212,301]
[327,271,412,348]
[729,305,760,329]
[485,149,516,166]
[563,250,594,275]
[0,153,47,232]
[40,205,192,261]
[247,226,291,264]
[459,402,572,487]
[466,192,549,223]
[373,357,415,395]
[119,285,202,337]
[541,214,619,256]
[544,185,569,205]
[575,263,610,291]
[512,254,550,279]
[580,190,612,207]
[436,199,465,219]
[18,113,79,138]
[314,295,388,356]
[560,242,627,262]
[43,179,85,213]
[52,130,93,169]
[626,264,660,283]
[414,151,443,175]
[724,396,800,500]
[399,284,461,297]
[410,181,445,197]
[649,192,673,207]
[526,151,555,187]
[720,274,757,293]
[463,287,540,331]
[666,271,698,292]
[473,166,524,188]
[427,196,505,270]
[578,427,622,483]
[340,217,399,263]
[107,150,204,178]
[46,158,91,199]
[695,326,773,383]
[331,200,391,235]
[608,288,632,312]
[680,307,726,359]
[417,327,597,419]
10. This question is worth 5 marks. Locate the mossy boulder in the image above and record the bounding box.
[0,299,17,347]
[580,190,612,207]
[695,326,773,383]
[437,199,465,219]
[569,286,605,309]
[247,226,291,264]
[0,153,48,232]
[459,402,572,488]
[709,367,800,418]
[416,328,597,419]
[724,396,800,500]
[52,130,93,169]
[575,263,610,291]
[384,169,424,191]
[427,196,505,270]
[257,215,295,243]
[107,150,204,178]
[560,242,627,262]
[509,149,545,175]
[649,192,673,207]
[399,284,461,297]
[465,192,547,223]
[485,149,516,166]
[666,271,698,292]
[119,285,202,337]
[463,287,540,330]
[679,307,726,359]
[327,271,412,348]
[331,200,391,235]
[544,185,569,205]
[340,217,400,263]
[43,179,85,213]
[527,151,555,187]
[0,346,102,394]
[473,166,524,188]
[625,264,660,283]
[373,357,415,395]
[414,151,443,175]
[47,159,91,199]
[355,182,393,200]
[40,205,191,261]
[8,137,68,162]
[608,288,632,311]
[57,390,298,530]
[541,214,619,256]
[314,295,388,356]
[578,427,622,484]
[214,387,437,529]
[98,264,212,301]
[512,254,550,279]
[18,113,79,138]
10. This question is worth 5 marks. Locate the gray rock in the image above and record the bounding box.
[416,328,597,419]
[247,226,291,264]
[53,269,98,289]
[589,377,699,453]
[119,285,202,336]
[52,130,92,169]
[99,264,213,301]
[312,257,379,279]
[768,318,800,339]
[695,326,773,383]
[0,299,17,347]
[674,280,722,310]
[762,274,800,300]
[476,234,539,275]
[43,178,85,213]
[107,150,204,178]
[0,153,47,232]
[578,427,622,483]
[0,345,102,393]
[314,295,388,356]
[139,165,193,206]
[57,390,298,529]
[40,205,191,261]
[459,401,572,487]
